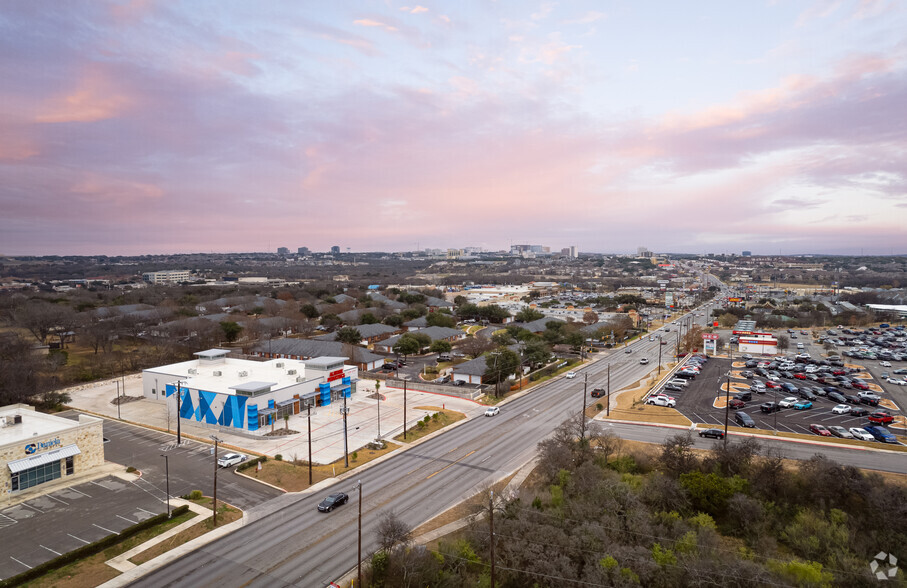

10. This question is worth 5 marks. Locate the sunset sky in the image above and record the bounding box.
[1,1,906,256]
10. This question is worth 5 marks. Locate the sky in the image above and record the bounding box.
[1,0,906,257]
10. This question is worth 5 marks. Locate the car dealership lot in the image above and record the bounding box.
[667,356,903,441]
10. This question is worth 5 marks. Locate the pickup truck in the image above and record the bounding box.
[760,402,780,414]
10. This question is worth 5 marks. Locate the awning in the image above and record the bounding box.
[8,444,81,473]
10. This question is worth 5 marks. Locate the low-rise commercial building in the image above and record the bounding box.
[142,350,358,434]
[142,270,192,284]
[1,405,104,497]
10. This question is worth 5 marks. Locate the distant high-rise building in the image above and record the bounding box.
[277,247,289,255]
[742,250,752,257]
[331,245,340,254]
[297,247,310,256]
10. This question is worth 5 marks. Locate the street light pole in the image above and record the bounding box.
[658,336,663,375]
[307,404,313,486]
[403,379,407,440]
[342,393,349,468]
[211,435,222,526]
[357,480,362,588]
[375,381,381,439]
[723,374,731,447]
[160,454,170,516]
[116,380,121,420]
[606,363,611,417]
[176,380,182,446]
[581,373,587,441]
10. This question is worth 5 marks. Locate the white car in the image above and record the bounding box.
[887,377,907,386]
[565,371,577,379]
[831,404,851,415]
[484,406,500,417]
[849,427,876,441]
[639,358,649,365]
[879,361,892,367]
[778,396,799,408]
[646,395,676,408]
[217,453,247,468]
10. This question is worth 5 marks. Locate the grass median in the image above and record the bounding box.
[393,407,466,443]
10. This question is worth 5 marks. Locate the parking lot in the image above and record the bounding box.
[64,412,284,511]
[666,356,905,440]
[0,475,165,581]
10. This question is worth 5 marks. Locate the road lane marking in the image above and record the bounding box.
[67,534,89,544]
[426,450,477,480]
[93,523,119,535]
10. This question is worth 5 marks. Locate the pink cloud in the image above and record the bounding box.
[35,66,138,123]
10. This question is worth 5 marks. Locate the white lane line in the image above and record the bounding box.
[25,503,43,514]
[40,545,62,556]
[67,533,89,544]
[46,494,69,505]
[10,557,32,569]
[117,514,138,525]
[93,523,119,535]
[69,487,91,498]
[137,507,157,516]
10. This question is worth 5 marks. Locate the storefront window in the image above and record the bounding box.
[12,460,62,491]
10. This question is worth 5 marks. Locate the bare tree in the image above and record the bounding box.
[376,510,412,553]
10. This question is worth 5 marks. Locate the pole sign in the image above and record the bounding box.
[701,333,720,341]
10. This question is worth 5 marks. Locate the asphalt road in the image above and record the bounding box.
[131,303,906,587]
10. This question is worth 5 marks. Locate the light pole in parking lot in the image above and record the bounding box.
[307,403,313,486]
[160,454,170,517]
[658,336,663,376]
[723,373,731,447]
[357,480,362,588]
[342,393,350,468]
[210,434,222,526]
[581,374,587,442]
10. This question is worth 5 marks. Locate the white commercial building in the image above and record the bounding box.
[1,405,104,497]
[142,350,358,434]
[142,270,192,284]
[735,331,778,355]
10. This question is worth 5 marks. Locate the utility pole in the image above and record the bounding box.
[581,373,587,441]
[723,374,730,447]
[160,454,170,516]
[657,336,663,375]
[176,381,182,446]
[490,490,496,588]
[307,404,313,486]
[375,381,381,439]
[403,379,408,440]
[211,435,222,526]
[342,393,350,468]
[357,480,362,588]
[116,380,121,420]
[606,363,611,417]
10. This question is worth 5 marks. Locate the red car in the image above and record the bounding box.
[765,381,781,389]
[794,373,807,380]
[868,411,894,425]
[833,369,846,376]
[810,424,832,437]
[728,398,746,409]
[852,382,869,391]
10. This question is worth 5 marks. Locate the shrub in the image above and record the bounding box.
[423,415,431,424]
[275,454,283,461]
[189,489,203,500]
[431,412,440,421]
[126,466,136,473]
[351,451,358,461]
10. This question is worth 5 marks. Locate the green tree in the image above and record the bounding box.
[219,321,243,343]
[429,339,452,359]
[522,340,551,368]
[483,347,521,396]
[514,307,545,322]
[719,313,738,328]
[359,312,378,325]
[491,331,514,346]
[300,304,320,319]
[426,312,456,328]
[336,326,362,345]
[392,334,421,360]
[382,314,404,327]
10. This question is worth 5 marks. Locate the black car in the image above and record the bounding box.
[317,492,350,512]
[849,407,870,417]
[844,394,862,405]
[734,411,756,428]
[591,388,606,397]
[698,428,725,439]
[734,391,753,402]
[760,402,780,414]
[827,391,847,404]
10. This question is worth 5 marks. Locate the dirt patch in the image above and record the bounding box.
[243,441,401,491]
[110,395,144,405]
[393,409,466,443]
[596,373,692,427]
[263,428,300,437]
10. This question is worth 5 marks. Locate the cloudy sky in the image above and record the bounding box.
[1,1,906,256]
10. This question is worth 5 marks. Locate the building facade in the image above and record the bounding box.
[142,270,192,284]
[1,405,104,497]
[142,350,358,434]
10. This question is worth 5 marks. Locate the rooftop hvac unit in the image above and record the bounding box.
[213,370,222,376]
[296,376,304,383]
[188,368,197,375]
[287,369,296,375]
[238,370,248,377]
[275,362,284,368]
[13,415,21,424]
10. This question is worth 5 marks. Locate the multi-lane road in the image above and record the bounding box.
[130,301,905,588]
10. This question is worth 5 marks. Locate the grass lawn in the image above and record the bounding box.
[393,408,466,443]
[19,510,197,588]
[243,440,402,491]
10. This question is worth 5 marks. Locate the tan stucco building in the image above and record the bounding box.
[1,404,104,497]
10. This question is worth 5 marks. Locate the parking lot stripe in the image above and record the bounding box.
[68,533,89,544]
[69,487,91,498]
[40,545,62,556]
[46,494,68,505]
[117,514,138,525]
[93,523,119,535]
[10,557,32,569]
[137,507,156,516]
[24,503,43,514]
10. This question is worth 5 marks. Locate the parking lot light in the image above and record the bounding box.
[210,435,222,526]
[160,454,170,517]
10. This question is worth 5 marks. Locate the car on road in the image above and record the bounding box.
[867,411,894,425]
[827,425,854,439]
[849,427,876,441]
[624,348,633,353]
[832,404,851,415]
[646,395,676,407]
[565,371,577,379]
[760,402,780,414]
[809,424,832,437]
[217,453,247,468]
[698,428,725,439]
[793,401,813,410]
[778,396,799,408]
[591,388,606,398]
[863,425,898,444]
[484,406,500,417]
[639,357,649,365]
[733,411,756,428]
[317,492,349,512]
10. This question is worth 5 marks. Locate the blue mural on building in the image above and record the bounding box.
[166,384,249,431]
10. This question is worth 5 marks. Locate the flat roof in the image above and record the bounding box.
[229,381,276,393]
[195,349,231,359]
[0,405,100,447]
[302,356,348,369]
